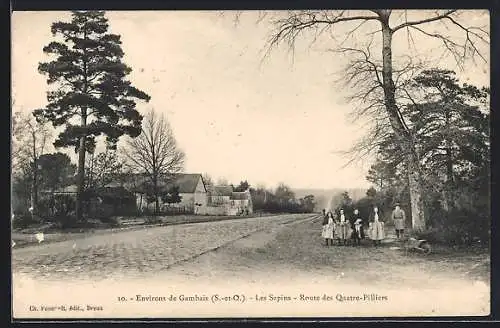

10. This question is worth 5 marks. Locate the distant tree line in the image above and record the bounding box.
[203,178,316,214]
[248,182,315,214]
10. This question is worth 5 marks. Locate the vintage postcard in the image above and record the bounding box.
[11,9,490,319]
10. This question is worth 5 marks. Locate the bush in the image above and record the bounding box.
[99,216,121,228]
[37,197,56,218]
[53,212,78,229]
[140,207,154,216]
[416,208,490,247]
[12,213,36,230]
[144,216,162,224]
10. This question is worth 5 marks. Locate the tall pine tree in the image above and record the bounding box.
[35,11,150,222]
[404,69,489,211]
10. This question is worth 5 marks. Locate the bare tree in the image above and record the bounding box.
[202,173,213,189]
[337,46,425,169]
[258,9,488,231]
[85,148,125,189]
[216,177,230,186]
[122,109,185,214]
[12,111,52,214]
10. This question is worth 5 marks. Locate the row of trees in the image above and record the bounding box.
[218,179,316,214]
[12,107,186,219]
[317,69,490,245]
[250,183,316,213]
[201,176,316,214]
[317,67,489,245]
[329,188,395,222]
[362,69,489,244]
[12,10,490,237]
[12,11,185,225]
[256,9,489,232]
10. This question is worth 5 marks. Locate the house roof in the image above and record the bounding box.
[52,185,78,194]
[91,186,136,199]
[231,191,250,200]
[171,174,205,193]
[108,173,205,194]
[210,185,233,197]
[116,173,149,193]
[49,185,135,200]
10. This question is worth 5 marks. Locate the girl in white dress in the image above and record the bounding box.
[337,209,351,246]
[368,206,385,246]
[321,211,335,246]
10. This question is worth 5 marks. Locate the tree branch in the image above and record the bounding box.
[392,10,458,32]
[265,11,380,56]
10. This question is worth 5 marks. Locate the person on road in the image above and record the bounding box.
[321,211,335,246]
[368,206,385,246]
[337,209,350,246]
[351,208,364,246]
[391,203,406,239]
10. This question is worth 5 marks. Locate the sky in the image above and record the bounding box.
[11,10,490,190]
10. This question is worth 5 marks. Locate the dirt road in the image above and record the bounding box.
[12,213,490,318]
[12,213,316,280]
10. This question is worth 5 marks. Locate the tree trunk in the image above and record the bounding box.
[379,13,426,231]
[30,132,38,216]
[75,113,87,222]
[88,152,94,189]
[77,27,89,223]
[444,105,455,211]
[407,155,426,231]
[31,163,38,215]
[153,175,159,216]
[443,147,455,213]
[139,193,143,212]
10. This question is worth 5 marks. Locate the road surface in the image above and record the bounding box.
[12,213,316,281]
[12,213,489,318]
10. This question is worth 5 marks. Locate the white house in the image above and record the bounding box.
[163,173,207,213]
[107,174,253,216]
[208,185,233,205]
[112,173,207,214]
[230,190,253,215]
[202,185,253,216]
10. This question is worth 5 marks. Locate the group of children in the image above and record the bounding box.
[321,205,388,246]
[321,208,365,246]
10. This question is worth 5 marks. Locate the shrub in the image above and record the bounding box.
[54,212,78,229]
[99,216,121,228]
[12,213,36,230]
[144,216,162,224]
[416,208,490,247]
[141,207,154,216]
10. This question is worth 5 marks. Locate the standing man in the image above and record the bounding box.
[391,203,406,239]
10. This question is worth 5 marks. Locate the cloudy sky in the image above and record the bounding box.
[11,10,489,189]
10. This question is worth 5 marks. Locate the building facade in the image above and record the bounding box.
[201,185,253,216]
[117,173,207,214]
